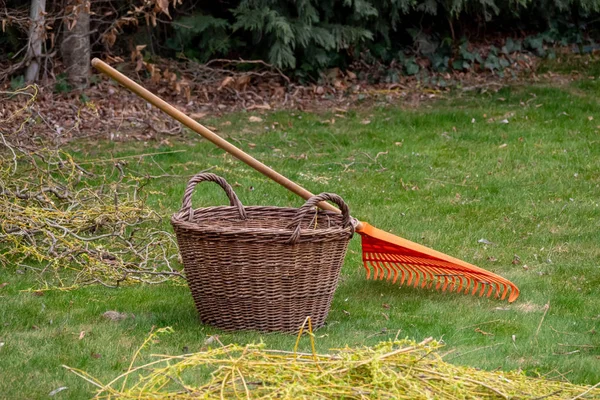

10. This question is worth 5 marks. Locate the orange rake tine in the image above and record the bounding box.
[384,257,400,284]
[367,253,506,299]
[415,263,491,297]
[394,256,436,288]
[93,58,520,304]
[373,253,391,280]
[384,252,481,291]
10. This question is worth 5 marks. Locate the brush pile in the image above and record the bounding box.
[0,86,181,289]
[68,328,599,399]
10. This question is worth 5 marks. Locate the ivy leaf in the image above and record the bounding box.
[430,54,449,72]
[484,54,500,71]
[524,36,545,56]
[404,59,419,75]
[452,60,470,71]
[503,38,522,54]
[474,52,484,64]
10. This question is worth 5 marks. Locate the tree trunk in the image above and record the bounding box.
[25,0,46,82]
[61,3,91,89]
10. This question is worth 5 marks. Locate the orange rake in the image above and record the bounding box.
[92,58,520,303]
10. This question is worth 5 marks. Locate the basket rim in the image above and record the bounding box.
[171,205,354,238]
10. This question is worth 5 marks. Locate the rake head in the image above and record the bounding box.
[357,223,520,303]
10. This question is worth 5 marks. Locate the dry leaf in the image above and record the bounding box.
[67,18,77,31]
[190,112,207,120]
[247,103,271,111]
[475,328,494,336]
[272,86,285,98]
[325,67,340,80]
[289,153,307,160]
[102,310,128,321]
[361,119,371,125]
[0,282,8,289]
[218,76,234,91]
[155,0,171,17]
[204,335,219,346]
[248,116,263,123]
[102,30,117,47]
[135,58,144,72]
[235,75,251,90]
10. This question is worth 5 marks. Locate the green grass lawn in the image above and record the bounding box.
[1,76,599,398]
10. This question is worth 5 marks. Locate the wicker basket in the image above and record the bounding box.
[171,173,354,333]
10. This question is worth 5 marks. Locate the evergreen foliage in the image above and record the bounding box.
[4,0,600,77]
[169,0,374,70]
[167,14,233,61]
[165,0,600,74]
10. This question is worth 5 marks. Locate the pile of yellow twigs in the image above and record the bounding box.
[0,86,181,289]
[66,325,600,399]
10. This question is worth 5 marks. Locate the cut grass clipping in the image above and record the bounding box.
[66,321,600,399]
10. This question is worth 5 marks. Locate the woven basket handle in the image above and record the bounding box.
[180,173,247,222]
[287,193,353,244]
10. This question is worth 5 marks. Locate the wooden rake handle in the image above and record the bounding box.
[91,58,340,214]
